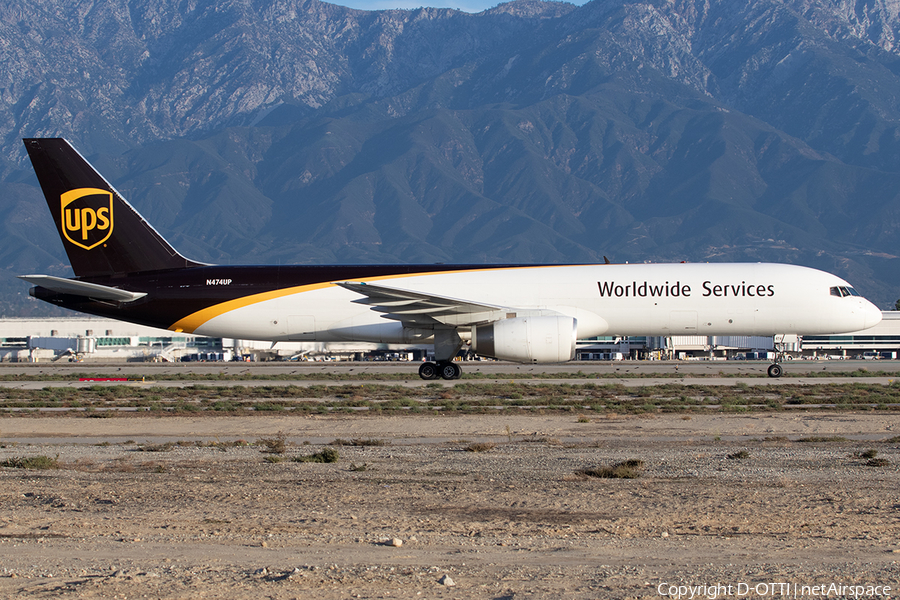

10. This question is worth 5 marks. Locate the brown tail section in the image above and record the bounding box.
[23,138,203,278]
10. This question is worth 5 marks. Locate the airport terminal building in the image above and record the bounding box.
[2,312,899,363]
[577,312,900,361]
[0,317,427,363]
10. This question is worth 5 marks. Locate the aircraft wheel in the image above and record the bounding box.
[767,363,784,378]
[439,361,461,380]
[418,362,439,380]
[452,363,462,379]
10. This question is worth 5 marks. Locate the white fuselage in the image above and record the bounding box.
[185,263,882,343]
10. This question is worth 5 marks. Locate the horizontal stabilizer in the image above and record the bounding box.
[18,275,147,302]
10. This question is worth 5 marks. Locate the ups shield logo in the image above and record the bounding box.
[60,188,113,250]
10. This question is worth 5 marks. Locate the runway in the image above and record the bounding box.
[0,359,896,388]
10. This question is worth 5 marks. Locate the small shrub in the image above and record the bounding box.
[727,450,750,460]
[264,455,286,463]
[292,448,339,463]
[85,411,113,418]
[253,402,284,411]
[258,434,287,454]
[577,459,644,479]
[865,458,890,467]
[330,438,388,447]
[349,462,369,471]
[212,401,239,412]
[1,455,59,469]
[853,449,879,459]
[796,436,848,443]
[521,436,560,444]
[465,442,496,453]
[136,442,175,452]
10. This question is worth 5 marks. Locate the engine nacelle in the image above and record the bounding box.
[472,316,577,363]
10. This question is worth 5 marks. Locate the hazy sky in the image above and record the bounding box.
[328,0,583,14]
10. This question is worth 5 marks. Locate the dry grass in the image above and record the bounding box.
[854,449,879,459]
[0,454,59,469]
[464,442,496,453]
[257,433,287,454]
[330,438,388,447]
[4,380,900,416]
[576,459,644,479]
[135,442,175,452]
[292,448,339,463]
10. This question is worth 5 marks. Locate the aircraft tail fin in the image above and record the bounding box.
[23,138,203,278]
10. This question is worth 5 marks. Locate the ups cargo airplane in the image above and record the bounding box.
[19,138,882,379]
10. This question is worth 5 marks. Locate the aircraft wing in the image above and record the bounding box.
[336,281,509,326]
[18,275,147,303]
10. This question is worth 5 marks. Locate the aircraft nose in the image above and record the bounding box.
[862,301,883,330]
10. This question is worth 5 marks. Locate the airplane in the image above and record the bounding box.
[19,138,883,379]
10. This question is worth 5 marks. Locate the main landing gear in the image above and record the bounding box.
[418,329,465,380]
[418,361,461,380]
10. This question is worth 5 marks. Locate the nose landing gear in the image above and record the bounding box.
[767,335,788,378]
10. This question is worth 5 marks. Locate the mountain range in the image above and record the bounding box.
[2,0,900,316]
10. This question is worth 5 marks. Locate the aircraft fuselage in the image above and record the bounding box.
[32,262,881,344]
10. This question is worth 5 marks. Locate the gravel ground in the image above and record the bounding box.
[0,412,898,599]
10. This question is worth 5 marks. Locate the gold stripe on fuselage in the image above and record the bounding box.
[168,265,571,333]
[170,282,332,333]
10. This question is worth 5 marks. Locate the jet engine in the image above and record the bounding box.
[471,316,577,363]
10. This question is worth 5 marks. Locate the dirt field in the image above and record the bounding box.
[1,411,899,599]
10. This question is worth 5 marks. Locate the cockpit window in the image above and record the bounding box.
[830,286,861,298]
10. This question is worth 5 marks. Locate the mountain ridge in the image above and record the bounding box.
[2,0,900,315]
